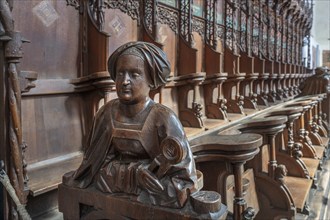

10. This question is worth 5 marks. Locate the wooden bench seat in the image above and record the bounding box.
[300,157,320,178]
[314,145,326,159]
[284,176,313,213]
[321,137,329,146]
[28,152,83,196]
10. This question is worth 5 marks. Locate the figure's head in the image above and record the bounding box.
[108,42,171,104]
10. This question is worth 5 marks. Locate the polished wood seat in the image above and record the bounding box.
[314,145,326,159]
[191,133,262,219]
[321,137,329,146]
[284,176,313,213]
[300,158,320,178]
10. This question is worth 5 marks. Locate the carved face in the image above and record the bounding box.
[115,54,151,104]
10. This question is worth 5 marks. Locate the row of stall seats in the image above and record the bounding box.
[189,92,329,219]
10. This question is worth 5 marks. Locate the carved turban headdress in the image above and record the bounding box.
[108,41,171,90]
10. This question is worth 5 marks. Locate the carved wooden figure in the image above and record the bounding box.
[0,0,321,219]
[59,42,226,219]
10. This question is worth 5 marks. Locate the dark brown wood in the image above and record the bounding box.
[58,184,228,220]
[59,42,226,219]
[203,45,229,120]
[223,74,246,115]
[191,133,262,220]
[3,1,325,219]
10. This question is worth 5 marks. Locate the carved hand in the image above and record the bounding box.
[137,165,164,193]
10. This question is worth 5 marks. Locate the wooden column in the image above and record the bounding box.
[0,40,8,220]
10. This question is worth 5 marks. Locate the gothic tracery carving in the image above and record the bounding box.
[157,6,178,34]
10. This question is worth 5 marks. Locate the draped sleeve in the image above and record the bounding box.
[139,104,198,208]
[62,101,115,188]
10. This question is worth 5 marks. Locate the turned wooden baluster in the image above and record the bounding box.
[267,108,303,155]
[314,95,328,137]
[294,95,327,143]
[285,100,318,158]
[305,100,324,146]
[240,116,287,178]
[238,116,300,219]
[191,133,262,220]
[265,107,311,178]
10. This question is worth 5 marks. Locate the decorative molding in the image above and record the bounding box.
[216,24,225,40]
[66,0,81,10]
[0,1,31,216]
[240,12,247,53]
[179,0,192,45]
[192,18,204,38]
[205,0,215,47]
[157,5,178,34]
[105,0,140,22]
[143,0,155,35]
[82,0,140,33]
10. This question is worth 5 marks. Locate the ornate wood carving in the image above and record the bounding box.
[251,1,259,56]
[83,0,141,33]
[205,0,217,48]
[104,0,140,21]
[60,42,228,219]
[192,18,204,38]
[0,0,34,218]
[225,0,239,53]
[143,0,156,37]
[66,0,81,10]
[179,0,193,45]
[157,5,178,34]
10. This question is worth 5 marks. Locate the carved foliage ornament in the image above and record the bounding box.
[157,5,178,34]
[104,0,140,21]
[192,18,204,38]
[66,0,141,32]
[205,0,214,46]
[66,0,80,9]
[179,0,192,44]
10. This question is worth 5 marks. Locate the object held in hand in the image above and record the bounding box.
[148,137,186,179]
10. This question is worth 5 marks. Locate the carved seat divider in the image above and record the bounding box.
[262,107,313,179]
[191,133,262,220]
[285,100,324,159]
[239,52,259,110]
[203,45,228,120]
[239,114,314,217]
[175,72,205,128]
[223,73,246,115]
